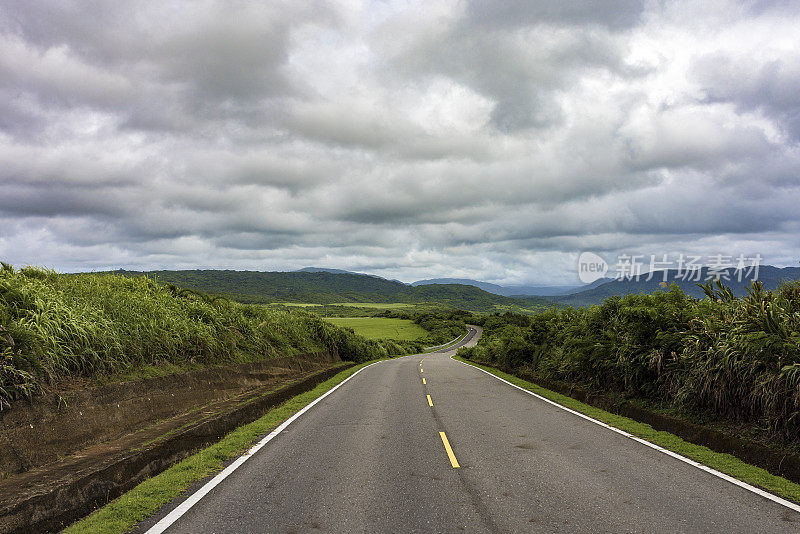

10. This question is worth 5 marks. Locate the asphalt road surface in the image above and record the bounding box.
[144,326,800,533]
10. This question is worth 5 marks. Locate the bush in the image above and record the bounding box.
[459,281,800,439]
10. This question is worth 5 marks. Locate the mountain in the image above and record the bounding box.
[412,278,510,294]
[507,277,612,296]
[296,267,405,284]
[295,267,361,275]
[553,266,800,307]
[114,269,407,304]
[411,277,611,296]
[111,269,550,312]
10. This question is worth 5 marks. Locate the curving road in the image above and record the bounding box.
[140,325,800,533]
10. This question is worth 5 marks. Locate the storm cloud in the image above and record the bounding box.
[1,0,799,285]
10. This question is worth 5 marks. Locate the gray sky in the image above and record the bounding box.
[1,0,799,285]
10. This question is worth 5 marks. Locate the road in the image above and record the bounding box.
[142,326,799,533]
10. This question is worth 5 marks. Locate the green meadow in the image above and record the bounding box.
[275,302,414,310]
[322,317,428,341]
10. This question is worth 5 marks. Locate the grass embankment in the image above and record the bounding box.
[0,264,416,408]
[322,317,428,341]
[62,361,381,534]
[454,355,800,504]
[460,279,800,442]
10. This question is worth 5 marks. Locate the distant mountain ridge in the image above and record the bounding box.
[295,267,360,275]
[110,264,800,311]
[112,269,550,312]
[411,277,610,296]
[295,267,405,284]
[553,265,800,306]
[297,268,610,297]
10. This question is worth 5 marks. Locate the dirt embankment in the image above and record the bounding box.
[0,352,336,478]
[0,351,345,533]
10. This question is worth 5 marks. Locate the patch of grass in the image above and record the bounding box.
[454,355,800,504]
[62,360,382,534]
[331,302,414,309]
[323,317,428,341]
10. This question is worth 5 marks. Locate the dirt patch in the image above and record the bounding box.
[0,352,334,478]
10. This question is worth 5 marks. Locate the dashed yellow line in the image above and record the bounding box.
[439,431,460,468]
[420,368,423,373]
[422,377,426,385]
[426,394,433,407]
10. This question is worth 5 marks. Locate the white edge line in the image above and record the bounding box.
[452,355,800,514]
[145,360,384,533]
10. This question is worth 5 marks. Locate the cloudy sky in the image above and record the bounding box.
[1,0,799,285]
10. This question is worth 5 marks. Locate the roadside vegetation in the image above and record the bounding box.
[459,279,800,441]
[0,264,418,409]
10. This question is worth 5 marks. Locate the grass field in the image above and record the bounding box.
[332,302,414,309]
[323,317,428,341]
[275,302,414,309]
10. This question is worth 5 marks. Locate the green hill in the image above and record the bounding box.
[112,270,550,313]
[113,270,407,304]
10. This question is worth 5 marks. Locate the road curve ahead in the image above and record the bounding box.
[142,326,799,533]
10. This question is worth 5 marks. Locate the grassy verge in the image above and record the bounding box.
[454,354,800,504]
[322,317,428,341]
[62,360,383,534]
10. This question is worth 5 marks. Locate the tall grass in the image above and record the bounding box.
[0,264,412,409]
[460,280,800,439]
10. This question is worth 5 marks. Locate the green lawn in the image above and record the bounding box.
[331,302,414,309]
[323,317,427,341]
[274,302,413,309]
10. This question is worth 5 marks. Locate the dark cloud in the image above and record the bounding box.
[0,1,798,285]
[465,0,646,31]
[693,53,800,140]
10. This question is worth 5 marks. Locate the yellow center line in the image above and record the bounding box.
[439,431,460,468]
[420,368,423,373]
[426,394,433,407]
[422,377,426,385]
